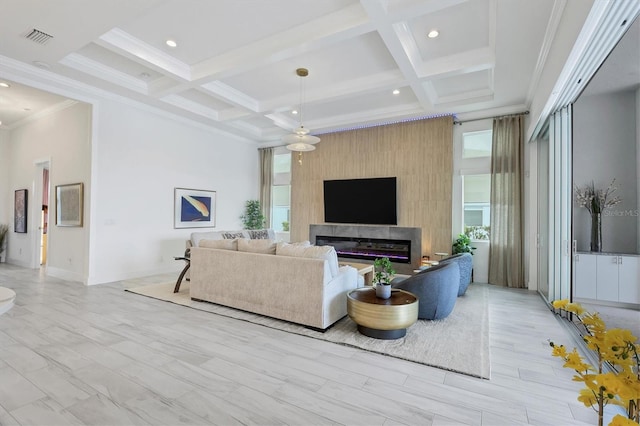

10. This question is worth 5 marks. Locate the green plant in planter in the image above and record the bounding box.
[240,200,266,230]
[373,257,396,286]
[281,221,289,232]
[452,233,476,255]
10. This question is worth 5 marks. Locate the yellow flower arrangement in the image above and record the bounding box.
[550,299,640,426]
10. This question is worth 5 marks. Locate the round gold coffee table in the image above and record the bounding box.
[347,287,418,339]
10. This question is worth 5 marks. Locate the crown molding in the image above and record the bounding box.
[526,0,568,106]
[6,100,78,130]
[0,55,255,144]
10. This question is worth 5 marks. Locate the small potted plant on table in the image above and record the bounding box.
[373,257,395,299]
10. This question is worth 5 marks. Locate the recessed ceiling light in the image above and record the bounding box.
[291,110,298,115]
[392,89,400,95]
[166,39,177,47]
[0,82,9,88]
[428,30,439,38]
[23,108,31,111]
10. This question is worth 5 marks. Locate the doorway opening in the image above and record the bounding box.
[33,162,50,268]
[40,167,49,265]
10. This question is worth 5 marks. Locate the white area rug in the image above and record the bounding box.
[126,281,490,379]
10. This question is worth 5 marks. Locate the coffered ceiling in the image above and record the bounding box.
[0,0,563,143]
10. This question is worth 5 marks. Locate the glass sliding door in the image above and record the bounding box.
[537,124,550,300]
[536,106,572,305]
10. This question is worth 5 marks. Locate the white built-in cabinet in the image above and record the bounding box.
[573,252,640,304]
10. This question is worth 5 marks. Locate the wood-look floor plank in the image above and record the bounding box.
[0,265,603,425]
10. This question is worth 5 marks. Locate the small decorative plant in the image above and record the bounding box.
[550,299,639,426]
[373,257,395,286]
[452,233,476,255]
[240,200,266,230]
[282,221,289,232]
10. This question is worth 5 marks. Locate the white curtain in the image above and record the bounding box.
[259,148,273,228]
[489,115,525,288]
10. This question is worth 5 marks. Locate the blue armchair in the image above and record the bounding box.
[391,262,459,320]
[439,253,472,296]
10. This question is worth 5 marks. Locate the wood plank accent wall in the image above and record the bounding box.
[291,116,453,257]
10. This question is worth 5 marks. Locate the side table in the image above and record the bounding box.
[347,288,418,339]
[173,256,190,293]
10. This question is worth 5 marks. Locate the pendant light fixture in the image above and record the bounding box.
[284,68,320,164]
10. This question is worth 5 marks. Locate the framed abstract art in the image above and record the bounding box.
[14,189,28,233]
[56,183,83,227]
[174,188,216,228]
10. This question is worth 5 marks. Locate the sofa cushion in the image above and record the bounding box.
[199,239,238,250]
[237,238,277,254]
[276,243,339,278]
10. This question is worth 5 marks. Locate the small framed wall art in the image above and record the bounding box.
[14,189,28,233]
[174,187,216,229]
[56,183,84,227]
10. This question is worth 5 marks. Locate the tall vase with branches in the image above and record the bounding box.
[575,179,622,252]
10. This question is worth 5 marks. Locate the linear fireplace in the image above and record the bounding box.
[309,224,422,274]
[316,235,411,263]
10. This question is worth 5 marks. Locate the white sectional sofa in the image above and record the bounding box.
[189,238,360,330]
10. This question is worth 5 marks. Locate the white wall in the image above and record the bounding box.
[87,99,258,285]
[573,90,638,253]
[5,102,92,281]
[637,88,640,253]
[0,130,9,225]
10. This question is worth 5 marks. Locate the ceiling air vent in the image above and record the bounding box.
[23,28,53,45]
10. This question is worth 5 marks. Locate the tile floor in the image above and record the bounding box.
[0,264,598,425]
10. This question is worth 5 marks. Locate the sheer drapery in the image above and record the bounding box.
[488,115,525,288]
[259,147,273,228]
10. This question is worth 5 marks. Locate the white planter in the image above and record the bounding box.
[376,284,391,299]
[471,240,490,283]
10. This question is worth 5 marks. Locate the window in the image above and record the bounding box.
[271,150,291,232]
[463,174,490,240]
[460,129,492,240]
[463,129,492,158]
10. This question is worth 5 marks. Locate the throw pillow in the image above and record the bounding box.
[199,239,238,250]
[248,229,270,239]
[237,238,277,254]
[275,241,311,252]
[222,232,245,239]
[276,243,339,278]
[190,231,222,247]
[276,242,307,257]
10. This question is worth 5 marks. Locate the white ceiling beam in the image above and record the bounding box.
[359,0,436,111]
[99,28,192,81]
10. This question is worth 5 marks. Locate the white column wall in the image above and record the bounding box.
[637,88,640,253]
[87,99,258,285]
[0,130,9,225]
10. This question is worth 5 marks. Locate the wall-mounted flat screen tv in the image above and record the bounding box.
[323,177,397,225]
